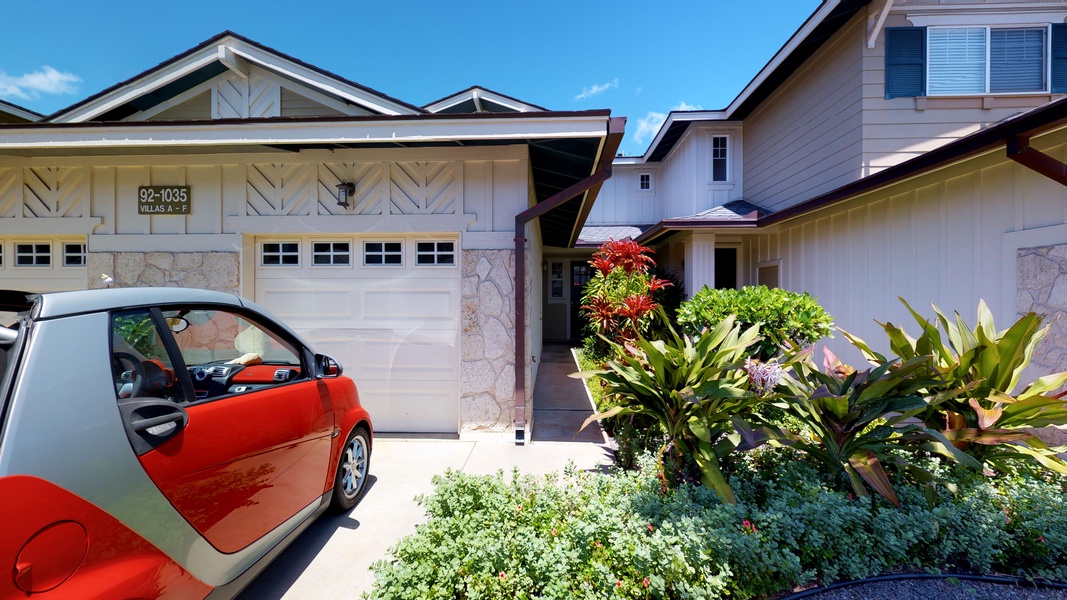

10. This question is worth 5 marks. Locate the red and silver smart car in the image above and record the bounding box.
[0,287,372,599]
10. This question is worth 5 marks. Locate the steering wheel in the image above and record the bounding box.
[113,352,146,398]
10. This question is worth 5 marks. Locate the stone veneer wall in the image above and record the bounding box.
[87,252,240,294]
[1017,244,1067,449]
[460,249,516,434]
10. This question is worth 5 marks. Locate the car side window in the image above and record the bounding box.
[161,308,306,401]
[111,310,183,403]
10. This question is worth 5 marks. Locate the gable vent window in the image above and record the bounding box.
[711,136,728,182]
[364,241,402,266]
[638,173,652,191]
[261,242,300,266]
[63,243,86,267]
[312,241,351,266]
[15,243,51,267]
[887,24,1067,98]
[416,241,455,266]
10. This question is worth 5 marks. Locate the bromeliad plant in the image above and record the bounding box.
[770,345,982,507]
[580,239,672,356]
[846,298,1067,476]
[575,311,767,504]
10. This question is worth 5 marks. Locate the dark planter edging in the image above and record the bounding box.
[780,573,1067,599]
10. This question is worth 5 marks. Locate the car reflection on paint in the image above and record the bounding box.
[0,287,372,600]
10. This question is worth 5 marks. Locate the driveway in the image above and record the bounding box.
[236,437,615,599]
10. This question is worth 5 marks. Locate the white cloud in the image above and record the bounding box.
[673,101,703,111]
[633,111,666,145]
[632,101,705,146]
[574,78,619,101]
[0,66,80,100]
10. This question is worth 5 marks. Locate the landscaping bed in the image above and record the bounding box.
[367,451,1067,599]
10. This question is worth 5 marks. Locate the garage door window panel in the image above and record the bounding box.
[364,241,403,266]
[416,241,455,266]
[15,243,51,267]
[261,241,300,267]
[161,308,305,401]
[312,241,351,266]
[63,243,86,267]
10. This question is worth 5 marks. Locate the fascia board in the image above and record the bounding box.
[724,0,841,117]
[0,103,43,122]
[53,52,221,123]
[0,116,609,150]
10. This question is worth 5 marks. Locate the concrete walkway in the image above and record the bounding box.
[237,346,612,599]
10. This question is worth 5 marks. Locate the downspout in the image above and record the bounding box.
[1007,135,1067,187]
[512,116,625,445]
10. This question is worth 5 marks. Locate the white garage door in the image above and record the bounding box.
[254,236,460,433]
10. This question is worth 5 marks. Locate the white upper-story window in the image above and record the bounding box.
[711,136,728,182]
[886,24,1067,98]
[637,172,653,191]
[929,26,1047,95]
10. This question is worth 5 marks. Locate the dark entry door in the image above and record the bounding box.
[570,262,592,340]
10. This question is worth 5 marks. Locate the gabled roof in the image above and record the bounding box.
[423,86,547,114]
[624,0,870,164]
[46,31,425,123]
[0,99,43,123]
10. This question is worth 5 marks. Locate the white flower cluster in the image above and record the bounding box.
[744,358,783,396]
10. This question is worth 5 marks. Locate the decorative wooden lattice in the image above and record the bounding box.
[216,75,248,119]
[22,167,86,218]
[0,168,16,218]
[246,163,313,216]
[216,74,279,120]
[248,74,280,119]
[390,162,458,214]
[318,163,388,215]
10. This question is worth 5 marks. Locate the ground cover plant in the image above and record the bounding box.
[368,451,1067,599]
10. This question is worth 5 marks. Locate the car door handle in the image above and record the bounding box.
[131,411,184,433]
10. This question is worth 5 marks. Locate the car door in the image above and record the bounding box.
[110,306,334,554]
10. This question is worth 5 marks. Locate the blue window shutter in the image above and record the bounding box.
[1053,24,1067,93]
[885,27,926,99]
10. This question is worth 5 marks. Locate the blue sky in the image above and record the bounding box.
[1,1,821,156]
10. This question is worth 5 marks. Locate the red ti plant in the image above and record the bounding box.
[580,239,672,354]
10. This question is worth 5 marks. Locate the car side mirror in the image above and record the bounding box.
[316,354,343,378]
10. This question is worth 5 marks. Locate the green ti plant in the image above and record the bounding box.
[846,298,1067,476]
[575,311,770,504]
[771,345,982,507]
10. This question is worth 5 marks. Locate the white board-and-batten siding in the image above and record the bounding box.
[0,146,530,247]
[744,130,1067,366]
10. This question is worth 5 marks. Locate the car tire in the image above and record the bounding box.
[330,426,371,512]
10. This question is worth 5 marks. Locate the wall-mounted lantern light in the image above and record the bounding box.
[336,181,355,208]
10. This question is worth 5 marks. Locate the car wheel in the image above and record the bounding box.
[331,426,370,512]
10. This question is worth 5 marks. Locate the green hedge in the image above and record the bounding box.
[369,451,1067,599]
[676,285,833,359]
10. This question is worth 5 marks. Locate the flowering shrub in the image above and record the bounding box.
[369,451,1067,599]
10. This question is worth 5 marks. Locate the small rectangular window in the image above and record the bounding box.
[261,241,300,266]
[63,243,86,267]
[711,136,728,182]
[364,241,403,266]
[416,241,455,266]
[15,243,50,267]
[638,173,652,191]
[312,241,351,266]
[928,26,1050,95]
